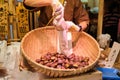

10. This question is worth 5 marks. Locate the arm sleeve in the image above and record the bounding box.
[23,0,40,11]
[73,0,89,24]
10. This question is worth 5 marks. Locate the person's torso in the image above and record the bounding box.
[103,12,120,27]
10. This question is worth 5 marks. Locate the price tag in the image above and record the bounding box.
[104,42,120,68]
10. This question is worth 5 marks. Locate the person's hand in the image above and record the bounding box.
[51,0,63,15]
[51,0,64,20]
[53,3,64,20]
[65,21,81,31]
[52,2,66,30]
[51,0,80,32]
[53,17,67,30]
[53,18,80,31]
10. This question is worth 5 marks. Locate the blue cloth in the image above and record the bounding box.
[97,67,120,80]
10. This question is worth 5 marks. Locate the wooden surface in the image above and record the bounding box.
[0,41,102,80]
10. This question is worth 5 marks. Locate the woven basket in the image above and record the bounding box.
[21,26,100,77]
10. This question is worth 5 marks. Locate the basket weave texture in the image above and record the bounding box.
[21,26,100,77]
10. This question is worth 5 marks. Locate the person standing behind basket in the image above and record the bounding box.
[102,1,120,47]
[23,0,89,31]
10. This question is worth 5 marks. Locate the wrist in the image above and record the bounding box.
[78,25,82,31]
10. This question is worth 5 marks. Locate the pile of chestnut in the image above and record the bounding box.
[35,52,89,69]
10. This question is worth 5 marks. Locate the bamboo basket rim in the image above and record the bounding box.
[21,26,101,72]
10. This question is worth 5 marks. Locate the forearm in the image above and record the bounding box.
[24,0,52,7]
[73,0,89,31]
